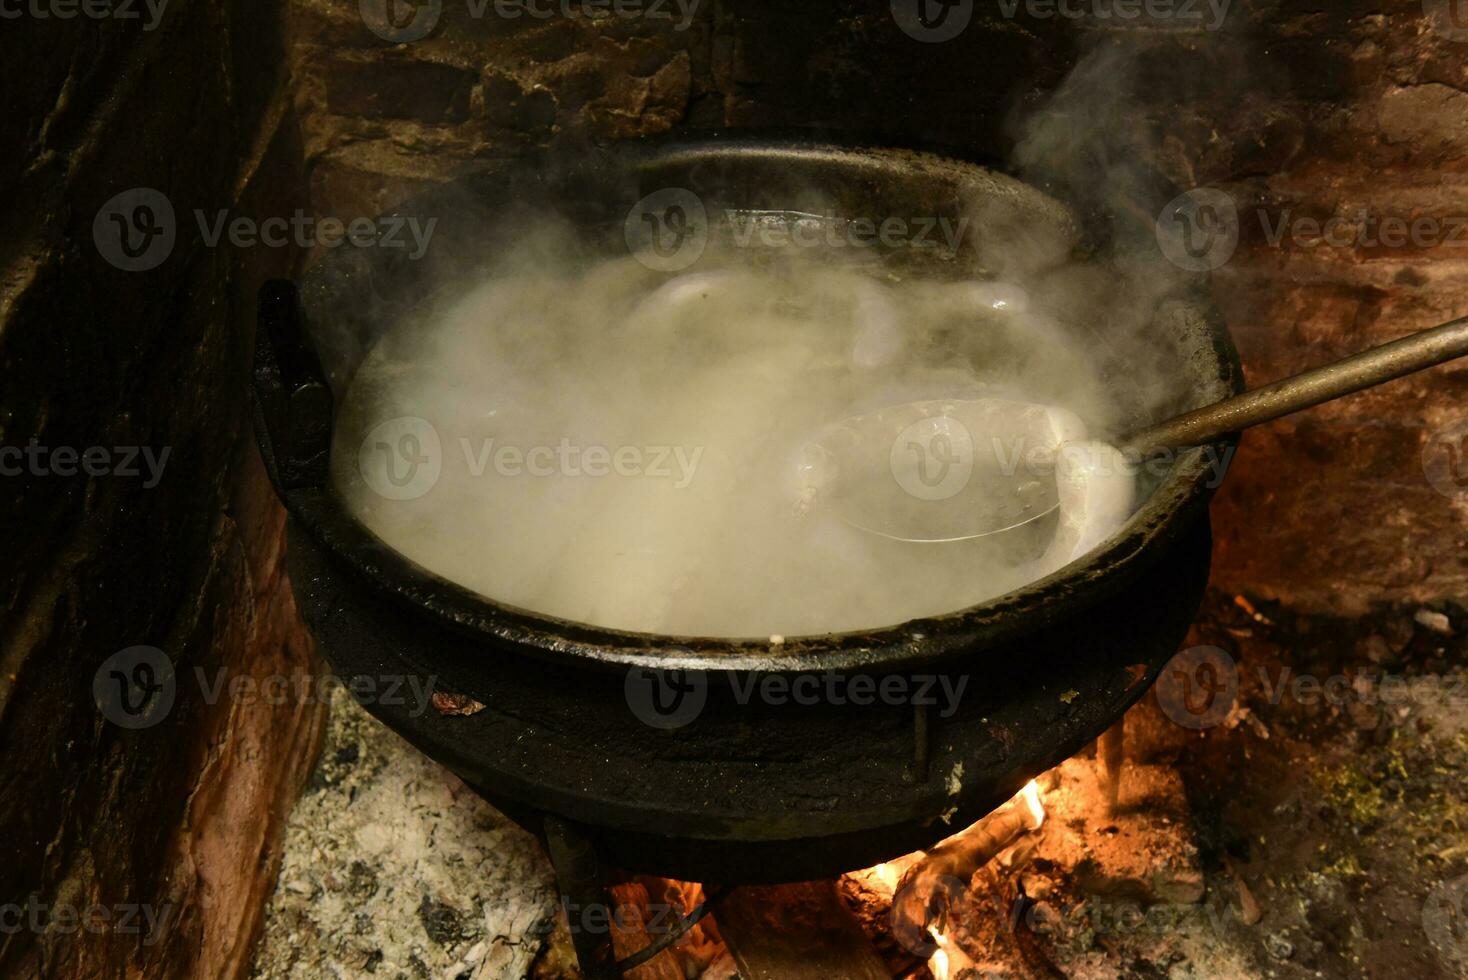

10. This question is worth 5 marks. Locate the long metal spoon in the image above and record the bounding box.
[823,315,1468,542]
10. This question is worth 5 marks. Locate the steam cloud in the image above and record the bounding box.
[330,43,1196,638]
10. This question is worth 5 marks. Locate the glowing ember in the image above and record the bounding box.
[852,777,1050,892]
[1021,779,1045,829]
[928,926,951,980]
[929,944,949,980]
[927,924,977,980]
[873,862,900,891]
[845,773,1057,972]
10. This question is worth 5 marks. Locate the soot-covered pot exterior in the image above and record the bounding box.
[252,135,1242,881]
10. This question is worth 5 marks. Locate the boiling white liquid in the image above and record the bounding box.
[332,255,1134,637]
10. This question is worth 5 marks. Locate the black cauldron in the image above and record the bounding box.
[253,135,1241,889]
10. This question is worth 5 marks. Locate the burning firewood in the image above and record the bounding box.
[1097,718,1125,815]
[890,782,1045,955]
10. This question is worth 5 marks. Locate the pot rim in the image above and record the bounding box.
[269,134,1243,676]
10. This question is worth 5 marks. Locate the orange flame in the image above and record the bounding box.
[1020,779,1045,829]
[928,926,952,980]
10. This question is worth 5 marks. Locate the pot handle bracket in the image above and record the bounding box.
[252,280,333,492]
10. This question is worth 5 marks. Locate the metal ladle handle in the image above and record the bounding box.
[1120,315,1468,455]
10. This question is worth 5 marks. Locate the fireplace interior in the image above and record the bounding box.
[3,2,1466,980]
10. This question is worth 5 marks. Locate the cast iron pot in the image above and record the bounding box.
[253,133,1242,882]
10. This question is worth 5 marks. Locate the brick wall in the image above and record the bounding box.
[1198,3,1468,612]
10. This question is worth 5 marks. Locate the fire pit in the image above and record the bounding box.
[252,135,1242,977]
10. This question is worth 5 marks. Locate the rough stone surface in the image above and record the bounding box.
[249,690,558,980]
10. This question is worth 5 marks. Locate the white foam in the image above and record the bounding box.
[333,255,1136,637]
